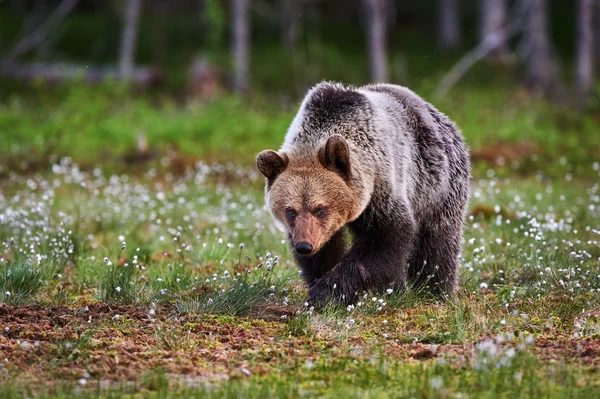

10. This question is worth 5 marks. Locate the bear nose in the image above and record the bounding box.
[294,242,313,255]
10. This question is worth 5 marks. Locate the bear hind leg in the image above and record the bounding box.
[408,222,462,298]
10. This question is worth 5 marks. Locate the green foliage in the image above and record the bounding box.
[0,84,293,169]
[1,78,598,179]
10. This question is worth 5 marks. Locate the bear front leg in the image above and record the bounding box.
[291,229,348,287]
[308,219,415,306]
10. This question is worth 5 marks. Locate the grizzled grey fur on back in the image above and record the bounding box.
[272,81,471,301]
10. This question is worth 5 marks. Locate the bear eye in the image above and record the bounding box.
[313,207,327,219]
[285,208,297,220]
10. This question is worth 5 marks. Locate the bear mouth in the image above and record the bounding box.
[295,251,316,257]
[294,249,315,257]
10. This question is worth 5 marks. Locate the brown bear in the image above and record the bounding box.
[256,81,471,305]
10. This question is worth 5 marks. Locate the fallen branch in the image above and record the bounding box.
[0,62,162,86]
[2,0,80,63]
[433,0,530,98]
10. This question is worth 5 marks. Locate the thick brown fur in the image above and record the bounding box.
[256,81,471,305]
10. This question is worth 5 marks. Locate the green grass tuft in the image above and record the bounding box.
[0,261,46,304]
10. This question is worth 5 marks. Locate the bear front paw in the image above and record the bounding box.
[307,274,358,307]
[307,278,333,307]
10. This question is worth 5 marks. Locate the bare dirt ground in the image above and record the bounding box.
[2,303,599,388]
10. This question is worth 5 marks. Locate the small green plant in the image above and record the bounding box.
[99,260,146,305]
[287,312,311,337]
[0,261,46,304]
[175,256,289,316]
[154,324,198,352]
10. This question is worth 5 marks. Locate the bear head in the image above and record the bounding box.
[256,134,360,256]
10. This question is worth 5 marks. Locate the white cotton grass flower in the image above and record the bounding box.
[429,376,443,390]
[525,335,534,345]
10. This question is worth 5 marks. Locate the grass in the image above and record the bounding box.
[1,351,599,398]
[0,260,46,305]
[0,146,599,396]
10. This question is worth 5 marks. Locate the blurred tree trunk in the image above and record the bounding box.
[151,0,167,65]
[575,0,594,108]
[280,0,300,49]
[10,0,26,11]
[119,0,142,80]
[280,0,306,98]
[522,0,563,100]
[363,0,388,82]
[231,0,249,93]
[437,0,461,49]
[595,5,600,63]
[479,0,511,61]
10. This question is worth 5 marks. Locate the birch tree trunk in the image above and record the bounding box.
[231,0,249,94]
[595,5,600,63]
[479,0,510,61]
[523,0,561,98]
[575,0,594,107]
[119,0,142,80]
[281,0,300,49]
[438,0,461,50]
[363,0,388,82]
[151,0,167,64]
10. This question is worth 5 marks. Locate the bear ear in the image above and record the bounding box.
[318,134,351,181]
[256,150,289,181]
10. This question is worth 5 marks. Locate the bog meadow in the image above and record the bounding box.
[0,1,600,397]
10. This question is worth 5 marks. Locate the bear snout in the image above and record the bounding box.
[294,241,314,255]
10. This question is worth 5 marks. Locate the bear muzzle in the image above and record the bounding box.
[294,241,313,255]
